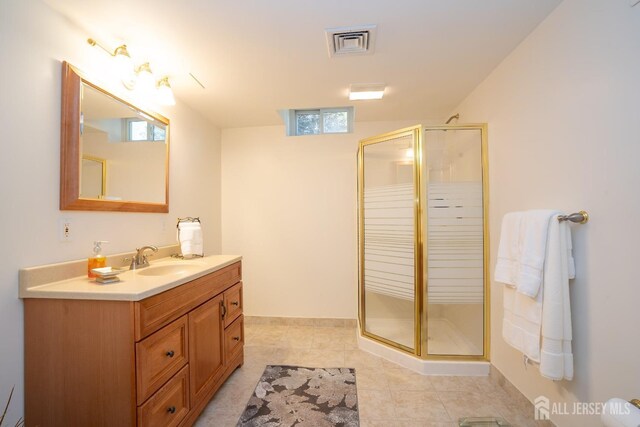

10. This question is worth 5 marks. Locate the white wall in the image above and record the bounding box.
[453,1,640,425]
[0,0,222,421]
[221,122,420,319]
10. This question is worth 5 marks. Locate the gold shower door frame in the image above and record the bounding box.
[358,124,490,360]
[358,125,423,355]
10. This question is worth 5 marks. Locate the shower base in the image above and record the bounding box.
[365,317,481,355]
[358,319,489,376]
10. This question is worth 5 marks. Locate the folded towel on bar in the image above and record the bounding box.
[178,221,203,257]
[495,210,560,297]
[494,211,523,287]
[540,218,574,380]
[498,210,575,380]
[518,210,558,297]
[502,284,544,362]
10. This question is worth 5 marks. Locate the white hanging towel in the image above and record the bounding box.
[495,210,557,296]
[497,210,574,380]
[178,221,203,257]
[540,218,574,380]
[517,210,557,297]
[494,212,523,287]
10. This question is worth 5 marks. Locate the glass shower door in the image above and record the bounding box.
[423,126,487,357]
[359,126,421,354]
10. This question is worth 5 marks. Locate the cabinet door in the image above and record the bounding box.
[188,295,225,404]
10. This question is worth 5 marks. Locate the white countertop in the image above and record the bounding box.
[20,254,242,301]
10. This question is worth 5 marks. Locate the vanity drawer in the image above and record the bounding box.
[135,262,241,340]
[136,315,188,405]
[137,365,190,427]
[225,315,244,360]
[223,282,243,327]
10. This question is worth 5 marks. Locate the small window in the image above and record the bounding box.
[285,107,354,136]
[296,111,320,135]
[126,119,166,142]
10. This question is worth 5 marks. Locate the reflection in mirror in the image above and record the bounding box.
[60,61,169,212]
[80,155,106,199]
[81,83,167,203]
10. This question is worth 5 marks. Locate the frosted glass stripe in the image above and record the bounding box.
[363,183,415,300]
[427,182,483,304]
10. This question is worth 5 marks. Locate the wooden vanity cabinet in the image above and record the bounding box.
[24,261,243,427]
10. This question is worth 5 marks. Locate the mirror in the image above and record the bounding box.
[80,155,106,199]
[60,61,169,212]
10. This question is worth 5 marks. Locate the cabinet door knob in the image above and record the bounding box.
[166,350,175,357]
[233,336,241,341]
[167,406,176,414]
[220,301,226,318]
[231,301,239,306]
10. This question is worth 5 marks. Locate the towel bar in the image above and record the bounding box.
[176,216,200,228]
[558,211,588,224]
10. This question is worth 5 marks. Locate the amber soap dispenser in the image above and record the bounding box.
[88,241,108,279]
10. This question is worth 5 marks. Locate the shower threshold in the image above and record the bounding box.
[357,324,490,376]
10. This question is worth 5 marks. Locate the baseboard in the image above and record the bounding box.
[244,316,357,328]
[488,365,555,426]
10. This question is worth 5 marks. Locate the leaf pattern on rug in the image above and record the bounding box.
[272,368,320,390]
[237,365,360,427]
[254,381,275,399]
[306,368,357,408]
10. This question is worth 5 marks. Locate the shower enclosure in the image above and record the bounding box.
[358,124,489,360]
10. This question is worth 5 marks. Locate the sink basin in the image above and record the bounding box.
[137,264,202,277]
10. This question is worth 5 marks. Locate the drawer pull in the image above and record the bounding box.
[231,301,239,306]
[166,350,175,358]
[167,406,176,414]
[233,336,241,341]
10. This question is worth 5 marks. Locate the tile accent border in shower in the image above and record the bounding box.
[244,316,357,328]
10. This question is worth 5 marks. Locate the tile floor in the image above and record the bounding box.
[195,323,551,427]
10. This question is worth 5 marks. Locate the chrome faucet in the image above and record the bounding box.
[126,245,158,270]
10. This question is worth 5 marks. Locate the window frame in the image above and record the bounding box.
[287,107,354,136]
[125,118,166,142]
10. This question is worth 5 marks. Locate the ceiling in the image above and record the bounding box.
[44,0,561,128]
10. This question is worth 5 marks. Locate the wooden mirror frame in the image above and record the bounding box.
[60,61,170,213]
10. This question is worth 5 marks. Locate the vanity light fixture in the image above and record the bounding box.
[87,38,136,89]
[156,77,176,106]
[86,38,176,106]
[135,62,155,95]
[349,83,385,100]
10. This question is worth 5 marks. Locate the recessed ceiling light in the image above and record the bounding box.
[349,83,385,101]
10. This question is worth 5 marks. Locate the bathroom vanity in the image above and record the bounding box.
[21,254,243,427]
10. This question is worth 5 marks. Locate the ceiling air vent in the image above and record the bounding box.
[325,25,377,58]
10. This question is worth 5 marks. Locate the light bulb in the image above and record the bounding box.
[157,77,176,106]
[113,45,135,89]
[136,62,155,96]
[405,148,414,158]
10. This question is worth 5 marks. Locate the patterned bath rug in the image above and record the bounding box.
[237,365,359,427]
